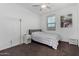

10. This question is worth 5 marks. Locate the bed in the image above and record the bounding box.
[29,29,60,49]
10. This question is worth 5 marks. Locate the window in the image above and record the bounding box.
[47,16,56,30]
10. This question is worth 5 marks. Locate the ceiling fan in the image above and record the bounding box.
[32,3,51,11]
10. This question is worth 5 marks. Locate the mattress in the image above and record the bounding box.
[31,32,60,49]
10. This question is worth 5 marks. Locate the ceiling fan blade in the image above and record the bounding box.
[47,6,51,9]
[32,5,40,7]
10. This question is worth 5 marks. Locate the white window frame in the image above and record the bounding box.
[47,15,56,30]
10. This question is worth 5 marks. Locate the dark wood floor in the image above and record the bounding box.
[0,41,79,56]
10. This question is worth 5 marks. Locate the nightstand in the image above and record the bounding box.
[69,35,79,46]
[69,39,78,45]
[23,34,31,44]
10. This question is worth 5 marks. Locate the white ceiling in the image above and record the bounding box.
[16,3,77,15]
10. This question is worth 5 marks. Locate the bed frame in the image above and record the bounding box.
[28,29,59,49]
[28,29,53,48]
[29,29,42,35]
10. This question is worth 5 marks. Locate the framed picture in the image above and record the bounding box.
[60,14,72,28]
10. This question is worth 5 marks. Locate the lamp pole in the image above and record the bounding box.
[20,18,22,44]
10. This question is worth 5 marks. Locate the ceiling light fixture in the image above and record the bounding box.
[41,4,47,9]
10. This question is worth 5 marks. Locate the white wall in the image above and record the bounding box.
[40,4,79,44]
[0,4,40,50]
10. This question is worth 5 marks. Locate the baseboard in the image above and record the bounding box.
[0,42,23,51]
[60,39,69,43]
